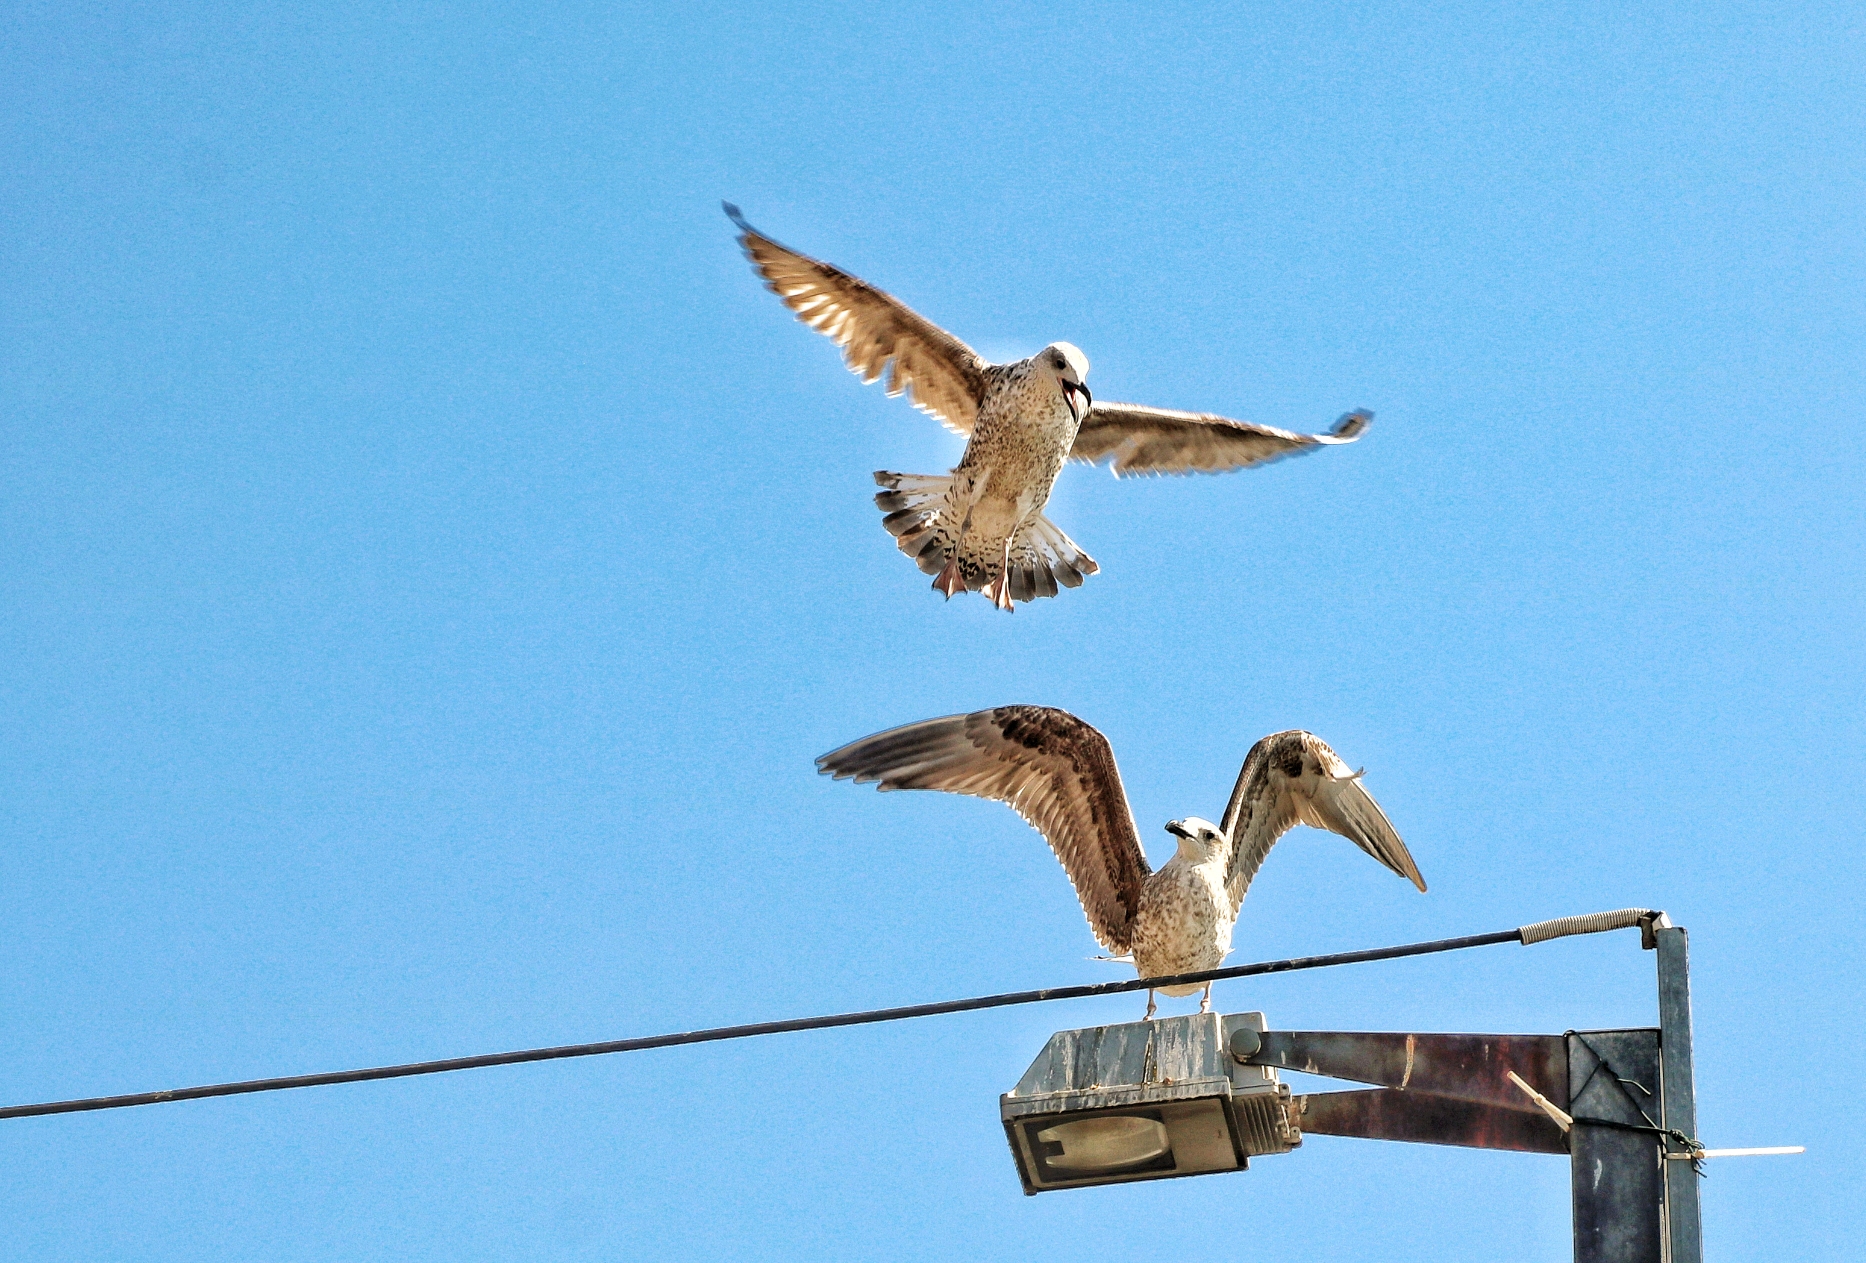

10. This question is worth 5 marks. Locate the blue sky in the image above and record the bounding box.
[4,1,1861,1258]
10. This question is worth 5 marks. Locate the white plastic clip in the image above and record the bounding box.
[1506,1070,1574,1132]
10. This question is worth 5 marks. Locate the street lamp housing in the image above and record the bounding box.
[1000,1012,1299,1194]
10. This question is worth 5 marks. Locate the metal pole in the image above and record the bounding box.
[1568,1029,1666,1262]
[1655,927,1702,1263]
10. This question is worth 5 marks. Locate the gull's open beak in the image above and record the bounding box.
[1164,820,1192,840]
[1060,379,1091,426]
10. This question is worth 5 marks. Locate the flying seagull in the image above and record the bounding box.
[726,203,1370,611]
[818,706,1426,1017]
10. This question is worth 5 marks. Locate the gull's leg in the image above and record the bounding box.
[1144,988,1157,1020]
[933,558,966,599]
[984,493,1038,613]
[932,472,982,600]
[1199,983,1212,1014]
[983,537,1016,612]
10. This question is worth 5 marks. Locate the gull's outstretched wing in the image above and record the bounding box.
[726,203,989,436]
[1216,730,1426,916]
[1070,404,1370,477]
[817,706,1150,953]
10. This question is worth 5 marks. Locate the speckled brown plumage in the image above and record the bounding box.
[818,706,1428,1015]
[726,204,1372,609]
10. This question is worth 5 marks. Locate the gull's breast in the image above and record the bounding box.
[1131,862,1231,994]
[963,371,1079,488]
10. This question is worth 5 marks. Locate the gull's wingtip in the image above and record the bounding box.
[722,201,754,234]
[1330,409,1374,441]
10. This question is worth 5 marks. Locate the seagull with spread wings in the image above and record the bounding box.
[726,204,1370,611]
[818,706,1426,1017]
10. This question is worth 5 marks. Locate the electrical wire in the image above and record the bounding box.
[0,912,1653,1122]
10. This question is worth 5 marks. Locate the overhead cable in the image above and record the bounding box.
[0,909,1661,1122]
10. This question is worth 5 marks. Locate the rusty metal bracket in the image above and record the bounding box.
[1233,1029,1569,1114]
[1293,1088,1569,1154]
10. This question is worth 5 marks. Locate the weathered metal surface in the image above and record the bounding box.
[1655,927,1703,1263]
[1295,1089,1568,1154]
[1240,1030,1568,1112]
[1569,1029,1664,1263]
[1007,1013,1232,1103]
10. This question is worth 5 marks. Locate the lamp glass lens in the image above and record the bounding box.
[1035,1115,1172,1173]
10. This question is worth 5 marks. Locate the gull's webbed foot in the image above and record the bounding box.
[932,560,965,600]
[985,538,1016,612]
[983,571,1015,613]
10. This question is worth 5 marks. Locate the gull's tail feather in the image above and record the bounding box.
[1002,513,1099,603]
[874,471,965,579]
[873,475,1098,601]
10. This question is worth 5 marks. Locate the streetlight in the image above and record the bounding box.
[1002,918,1710,1263]
[1001,1011,1296,1194]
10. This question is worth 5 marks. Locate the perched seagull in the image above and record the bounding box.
[726,204,1370,611]
[818,706,1426,1017]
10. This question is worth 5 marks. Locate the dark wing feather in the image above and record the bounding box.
[817,706,1151,953]
[1070,404,1370,477]
[726,203,989,436]
[1217,731,1426,917]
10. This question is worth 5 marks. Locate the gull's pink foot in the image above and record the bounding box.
[933,560,966,599]
[983,572,1015,613]
[984,538,1017,612]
